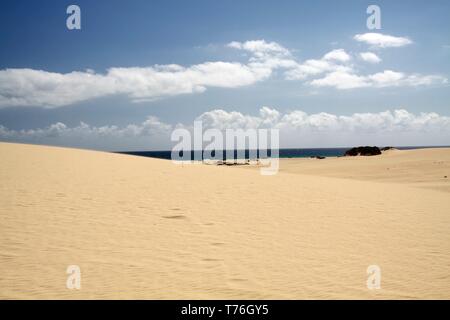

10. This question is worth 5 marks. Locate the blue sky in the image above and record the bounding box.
[0,0,449,150]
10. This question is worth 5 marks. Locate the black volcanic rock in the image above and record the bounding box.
[344,146,381,156]
[381,146,395,151]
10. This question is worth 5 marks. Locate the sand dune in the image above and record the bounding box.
[0,142,449,299]
[276,148,450,193]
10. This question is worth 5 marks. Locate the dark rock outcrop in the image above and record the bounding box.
[344,146,381,157]
[381,146,395,151]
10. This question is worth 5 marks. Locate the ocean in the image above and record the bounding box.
[117,146,449,160]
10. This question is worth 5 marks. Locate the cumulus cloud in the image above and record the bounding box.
[354,33,412,48]
[0,61,270,108]
[359,52,381,63]
[0,107,450,150]
[227,40,299,79]
[194,108,450,147]
[0,116,172,140]
[277,109,450,133]
[284,49,353,80]
[0,69,116,108]
[0,40,296,109]
[311,70,447,89]
[2,108,450,148]
[0,41,354,108]
[227,40,291,57]
[0,37,446,108]
[0,116,174,150]
[310,71,367,89]
[323,49,351,62]
[197,106,280,130]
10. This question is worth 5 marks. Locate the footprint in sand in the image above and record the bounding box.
[162,214,186,219]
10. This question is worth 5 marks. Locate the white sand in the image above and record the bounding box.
[0,142,449,299]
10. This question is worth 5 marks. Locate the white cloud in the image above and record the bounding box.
[0,41,356,108]
[195,108,450,147]
[227,40,291,57]
[0,40,297,109]
[323,49,351,62]
[0,61,271,108]
[197,106,280,130]
[359,52,381,63]
[284,49,353,80]
[0,69,116,108]
[2,108,449,149]
[0,38,446,108]
[368,70,405,87]
[354,33,412,48]
[0,116,172,140]
[110,62,270,102]
[402,74,449,86]
[310,71,368,89]
[311,70,447,89]
[227,40,300,81]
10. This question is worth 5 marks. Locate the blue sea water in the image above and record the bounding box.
[117,146,449,160]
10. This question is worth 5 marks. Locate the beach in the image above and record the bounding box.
[0,142,449,299]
